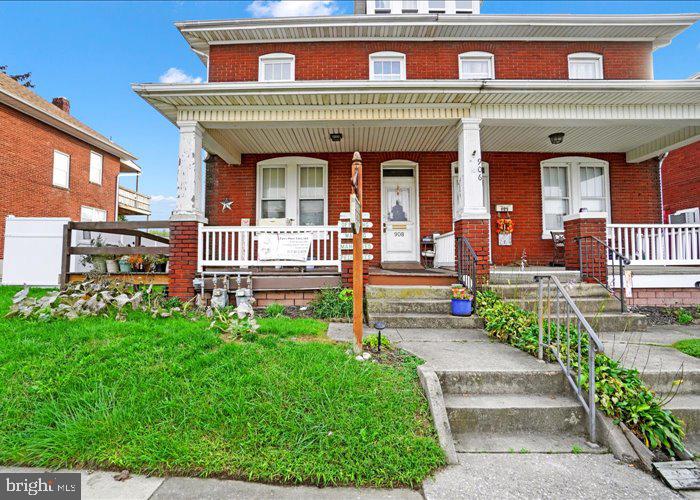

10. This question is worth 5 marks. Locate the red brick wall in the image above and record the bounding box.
[205,151,660,267]
[626,288,700,308]
[0,103,120,259]
[169,221,199,300]
[661,141,700,220]
[485,152,660,266]
[209,41,652,82]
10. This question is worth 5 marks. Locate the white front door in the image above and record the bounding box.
[382,168,418,262]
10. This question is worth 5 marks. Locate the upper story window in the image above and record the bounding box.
[89,151,103,185]
[402,0,418,13]
[375,0,392,13]
[459,52,494,79]
[52,150,70,189]
[428,0,446,13]
[369,52,406,81]
[258,53,295,82]
[568,53,603,80]
[455,0,474,13]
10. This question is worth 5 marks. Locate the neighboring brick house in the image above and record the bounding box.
[0,72,150,271]
[133,1,700,302]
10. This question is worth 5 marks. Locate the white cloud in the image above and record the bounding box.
[151,195,177,203]
[149,194,177,220]
[158,67,202,84]
[247,0,338,18]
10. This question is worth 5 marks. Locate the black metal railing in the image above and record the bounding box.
[456,236,478,304]
[535,274,605,444]
[576,235,630,313]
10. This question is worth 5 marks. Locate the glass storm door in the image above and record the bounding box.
[382,171,418,262]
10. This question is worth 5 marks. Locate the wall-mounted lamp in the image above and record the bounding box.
[549,132,565,145]
[329,132,343,142]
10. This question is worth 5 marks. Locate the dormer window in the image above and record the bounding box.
[568,53,603,80]
[459,52,494,80]
[259,53,295,82]
[428,0,446,13]
[369,52,406,81]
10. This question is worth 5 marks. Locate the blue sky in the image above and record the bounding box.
[1,0,699,219]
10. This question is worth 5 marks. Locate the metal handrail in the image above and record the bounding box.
[575,235,629,313]
[456,236,478,305]
[534,274,605,443]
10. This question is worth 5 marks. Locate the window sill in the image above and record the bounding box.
[52,184,70,191]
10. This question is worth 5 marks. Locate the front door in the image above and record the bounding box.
[381,167,418,263]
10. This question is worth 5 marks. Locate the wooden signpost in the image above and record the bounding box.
[351,152,364,353]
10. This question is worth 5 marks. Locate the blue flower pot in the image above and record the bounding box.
[451,298,473,317]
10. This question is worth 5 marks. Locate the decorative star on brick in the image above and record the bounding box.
[221,198,233,211]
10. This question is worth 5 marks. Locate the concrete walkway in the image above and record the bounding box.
[329,323,685,499]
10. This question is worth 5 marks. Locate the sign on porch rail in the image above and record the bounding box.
[258,232,312,261]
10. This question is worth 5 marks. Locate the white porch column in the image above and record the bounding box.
[457,118,488,218]
[172,121,206,221]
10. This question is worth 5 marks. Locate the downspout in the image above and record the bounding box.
[657,152,669,223]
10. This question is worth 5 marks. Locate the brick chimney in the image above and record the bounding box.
[51,97,70,114]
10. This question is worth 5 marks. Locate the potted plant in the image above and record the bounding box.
[153,255,168,273]
[450,284,474,317]
[80,236,107,273]
[105,254,119,274]
[128,254,145,272]
[118,256,132,273]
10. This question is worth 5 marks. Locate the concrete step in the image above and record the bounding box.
[489,270,581,285]
[452,431,605,454]
[366,298,451,314]
[366,285,452,300]
[510,296,623,314]
[664,395,700,438]
[445,393,586,434]
[640,370,700,396]
[487,283,611,300]
[437,370,570,396]
[585,313,648,332]
[367,313,483,329]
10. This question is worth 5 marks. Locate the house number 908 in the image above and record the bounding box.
[394,231,404,237]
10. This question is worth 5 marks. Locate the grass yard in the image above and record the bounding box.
[673,339,700,358]
[0,286,443,487]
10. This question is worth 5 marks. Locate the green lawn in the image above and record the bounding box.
[0,286,443,487]
[674,339,700,358]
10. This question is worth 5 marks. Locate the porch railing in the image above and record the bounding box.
[535,274,605,443]
[198,225,342,271]
[456,236,478,303]
[434,231,455,268]
[607,223,700,266]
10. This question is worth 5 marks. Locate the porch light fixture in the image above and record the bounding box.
[329,132,343,142]
[549,132,565,145]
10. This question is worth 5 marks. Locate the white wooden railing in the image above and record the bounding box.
[198,225,341,271]
[118,186,151,215]
[434,231,455,268]
[607,224,700,265]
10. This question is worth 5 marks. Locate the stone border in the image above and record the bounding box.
[417,365,459,465]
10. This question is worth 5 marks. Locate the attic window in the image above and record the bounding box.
[455,0,473,13]
[402,0,418,13]
[568,53,604,80]
[369,52,406,81]
[428,0,445,13]
[259,53,295,82]
[375,0,391,13]
[459,52,495,80]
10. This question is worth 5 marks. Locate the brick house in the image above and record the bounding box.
[0,72,151,272]
[133,1,700,304]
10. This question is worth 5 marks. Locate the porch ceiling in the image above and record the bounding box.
[203,120,699,158]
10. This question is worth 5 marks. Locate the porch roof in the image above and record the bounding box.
[174,13,700,60]
[133,79,700,163]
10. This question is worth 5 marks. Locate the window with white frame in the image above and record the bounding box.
[258,53,295,82]
[375,0,392,12]
[80,205,107,239]
[369,51,406,81]
[568,53,603,80]
[540,157,610,236]
[459,52,494,80]
[402,0,418,13]
[257,158,328,226]
[455,0,474,13]
[428,0,446,12]
[89,151,103,185]
[52,150,70,189]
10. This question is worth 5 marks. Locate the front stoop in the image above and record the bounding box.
[366,285,483,329]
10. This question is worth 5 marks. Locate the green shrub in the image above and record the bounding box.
[476,290,686,457]
[263,303,287,318]
[310,287,353,319]
[363,334,392,350]
[674,308,694,325]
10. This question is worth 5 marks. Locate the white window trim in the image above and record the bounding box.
[568,52,604,80]
[256,157,328,226]
[670,207,700,224]
[540,157,611,239]
[458,51,495,80]
[366,0,479,14]
[52,150,70,189]
[369,51,406,81]
[258,53,295,82]
[89,151,103,185]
